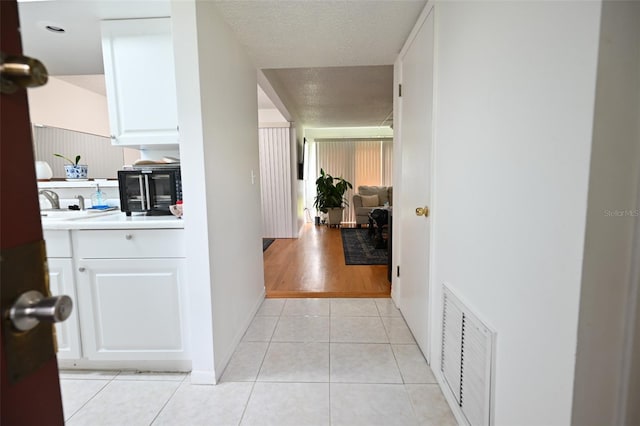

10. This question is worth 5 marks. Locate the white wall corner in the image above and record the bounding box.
[189,0,265,384]
[257,69,292,122]
[214,288,265,382]
[170,0,217,382]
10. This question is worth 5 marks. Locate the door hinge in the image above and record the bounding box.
[398,84,402,97]
[397,265,400,277]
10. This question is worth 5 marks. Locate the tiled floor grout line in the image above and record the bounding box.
[252,323,277,382]
[236,380,258,426]
[237,301,282,426]
[376,299,408,388]
[386,331,409,385]
[148,378,185,425]
[62,370,120,423]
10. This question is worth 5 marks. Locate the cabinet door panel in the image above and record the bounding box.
[101,18,179,147]
[48,259,81,359]
[77,258,188,361]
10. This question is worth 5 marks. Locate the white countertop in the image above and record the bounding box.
[38,180,119,189]
[42,211,185,230]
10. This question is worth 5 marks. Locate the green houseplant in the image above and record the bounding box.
[313,168,353,226]
[54,153,88,179]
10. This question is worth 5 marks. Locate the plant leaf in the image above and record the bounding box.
[54,153,74,165]
[74,155,81,166]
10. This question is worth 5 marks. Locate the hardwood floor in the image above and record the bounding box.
[263,223,391,298]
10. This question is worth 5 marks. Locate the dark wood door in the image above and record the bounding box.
[1,1,65,424]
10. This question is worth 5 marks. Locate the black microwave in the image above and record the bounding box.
[117,167,182,216]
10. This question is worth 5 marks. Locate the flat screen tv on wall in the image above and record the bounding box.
[297,137,306,180]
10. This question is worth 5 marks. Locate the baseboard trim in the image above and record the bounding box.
[57,359,192,372]
[213,288,266,382]
[190,370,216,385]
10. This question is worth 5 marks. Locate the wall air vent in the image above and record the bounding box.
[441,284,495,426]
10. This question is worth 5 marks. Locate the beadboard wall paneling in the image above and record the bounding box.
[33,125,125,179]
[259,127,293,238]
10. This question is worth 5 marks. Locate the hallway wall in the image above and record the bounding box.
[28,76,109,137]
[427,2,602,424]
[171,0,265,383]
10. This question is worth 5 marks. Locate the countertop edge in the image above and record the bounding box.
[42,213,185,230]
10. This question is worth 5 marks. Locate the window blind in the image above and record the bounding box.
[310,138,393,223]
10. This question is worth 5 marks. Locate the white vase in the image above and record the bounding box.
[35,161,53,180]
[326,207,344,227]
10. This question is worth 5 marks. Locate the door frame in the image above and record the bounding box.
[617,165,640,424]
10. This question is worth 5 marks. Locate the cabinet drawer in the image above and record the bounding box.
[75,229,185,258]
[44,230,72,258]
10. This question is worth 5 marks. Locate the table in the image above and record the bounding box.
[368,209,389,249]
[368,208,393,282]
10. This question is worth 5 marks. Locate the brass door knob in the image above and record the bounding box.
[415,206,430,217]
[1,53,49,94]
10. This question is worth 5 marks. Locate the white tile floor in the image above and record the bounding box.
[59,298,457,425]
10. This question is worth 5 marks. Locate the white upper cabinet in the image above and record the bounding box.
[101,18,179,148]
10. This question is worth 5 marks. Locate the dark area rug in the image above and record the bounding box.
[340,228,387,265]
[263,238,275,252]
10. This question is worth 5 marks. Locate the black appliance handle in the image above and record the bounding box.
[138,175,145,210]
[144,175,151,210]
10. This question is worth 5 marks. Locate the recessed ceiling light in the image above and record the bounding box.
[45,25,65,33]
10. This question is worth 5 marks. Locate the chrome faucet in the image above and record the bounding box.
[39,189,60,210]
[75,195,85,211]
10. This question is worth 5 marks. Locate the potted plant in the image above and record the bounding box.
[313,168,353,227]
[54,153,88,180]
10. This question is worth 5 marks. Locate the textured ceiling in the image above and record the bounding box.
[213,0,425,127]
[18,0,426,128]
[263,66,393,127]
[213,1,427,69]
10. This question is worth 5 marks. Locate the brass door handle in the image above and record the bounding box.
[1,53,48,94]
[415,206,430,217]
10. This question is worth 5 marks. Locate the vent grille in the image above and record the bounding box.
[441,285,495,426]
[441,292,463,404]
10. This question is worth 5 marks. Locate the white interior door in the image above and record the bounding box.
[398,8,435,361]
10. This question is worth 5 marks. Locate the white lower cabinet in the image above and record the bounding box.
[47,258,82,360]
[44,227,188,370]
[75,258,188,361]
